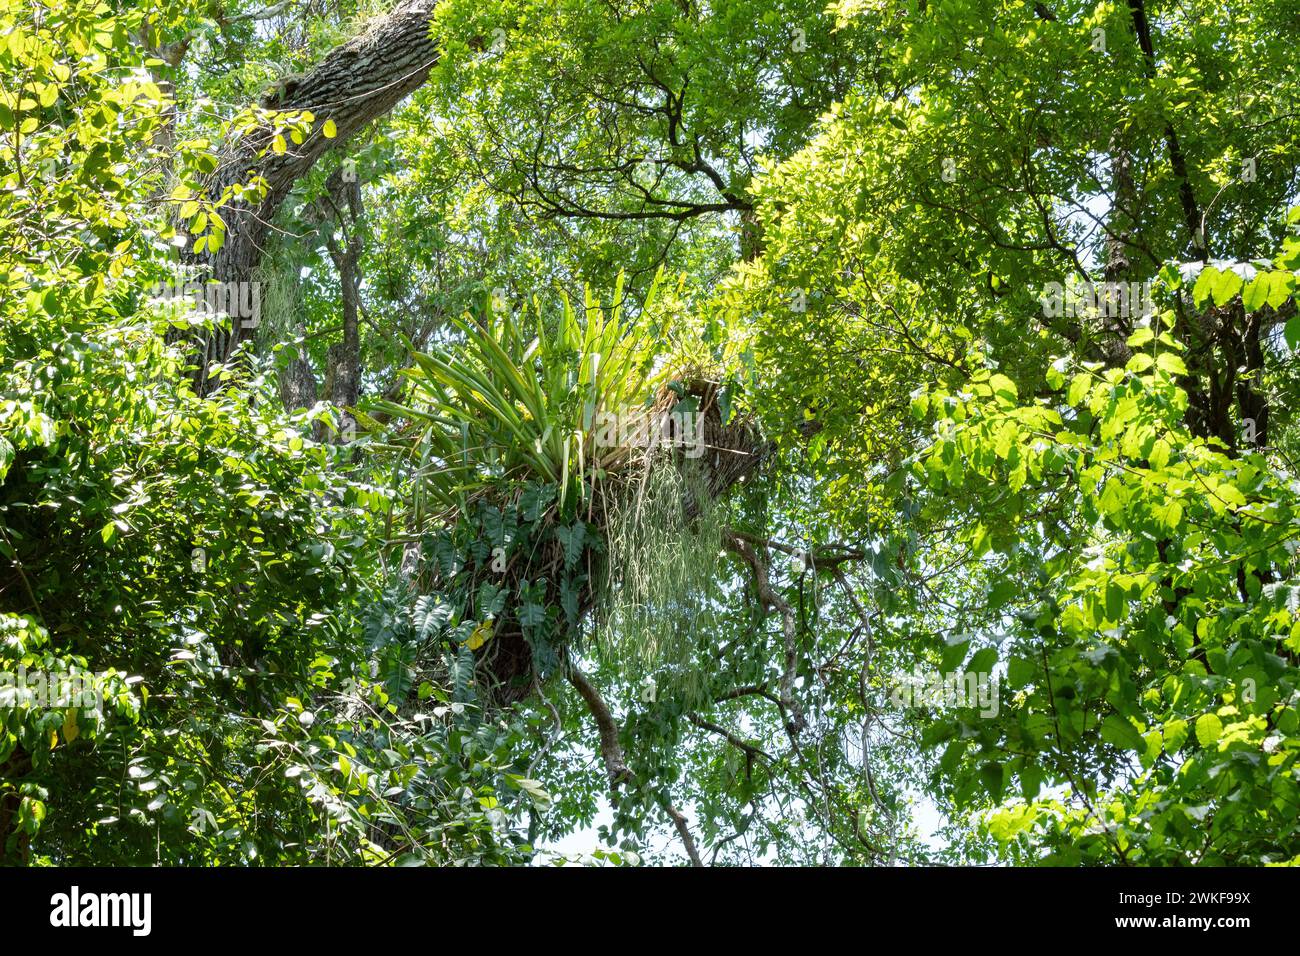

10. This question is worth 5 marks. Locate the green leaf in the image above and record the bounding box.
[1264,271,1293,309]
[989,373,1017,404]
[1194,713,1223,748]
[1164,718,1189,752]
[1067,373,1090,406]
[979,762,1005,802]
[1019,762,1043,801]
[1156,352,1187,376]
[1210,268,1243,306]
[1192,266,1219,307]
[1285,316,1300,349]
[940,639,970,674]
[1007,656,1036,689]
[518,602,546,629]
[1100,714,1146,751]
[1242,275,1270,312]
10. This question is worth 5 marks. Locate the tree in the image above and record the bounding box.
[3,0,1299,867]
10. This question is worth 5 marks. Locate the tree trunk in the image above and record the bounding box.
[187,0,439,391]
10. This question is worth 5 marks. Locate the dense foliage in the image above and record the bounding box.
[1,0,1298,865]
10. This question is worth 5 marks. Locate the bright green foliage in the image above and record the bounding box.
[6,0,1300,868]
[0,302,530,863]
[707,0,1300,864]
[375,273,682,513]
[914,293,1300,862]
[0,0,531,865]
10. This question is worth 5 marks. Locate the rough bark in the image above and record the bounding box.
[187,0,440,391]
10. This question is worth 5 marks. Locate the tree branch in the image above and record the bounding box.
[188,0,440,387]
[565,660,633,793]
[722,531,806,736]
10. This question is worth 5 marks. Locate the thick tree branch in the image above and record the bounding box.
[188,0,440,387]
[566,660,703,865]
[722,531,806,736]
[687,713,773,763]
[653,791,705,867]
[565,660,633,793]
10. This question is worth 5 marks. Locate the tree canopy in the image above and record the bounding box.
[1,0,1298,866]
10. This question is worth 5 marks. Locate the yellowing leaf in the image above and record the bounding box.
[63,708,80,743]
[466,620,494,650]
